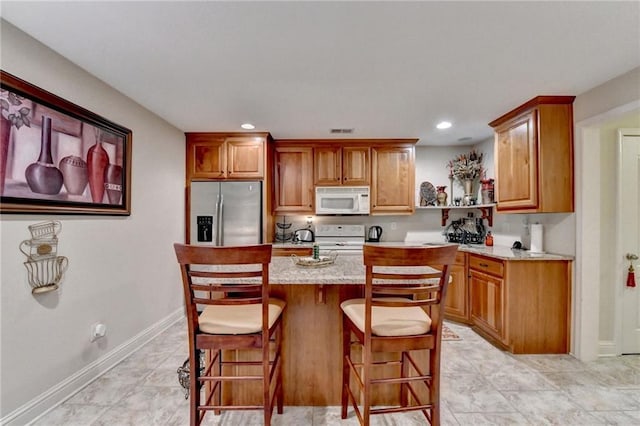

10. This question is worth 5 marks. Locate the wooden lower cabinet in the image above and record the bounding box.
[469,268,504,342]
[468,253,571,354]
[444,251,469,323]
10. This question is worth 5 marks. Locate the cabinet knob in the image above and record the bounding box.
[479,263,489,268]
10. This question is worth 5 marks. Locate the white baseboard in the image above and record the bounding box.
[598,340,617,357]
[1,308,184,426]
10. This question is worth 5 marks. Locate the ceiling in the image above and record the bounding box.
[2,1,639,146]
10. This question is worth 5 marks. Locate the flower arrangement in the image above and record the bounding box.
[447,149,484,182]
[1,88,31,129]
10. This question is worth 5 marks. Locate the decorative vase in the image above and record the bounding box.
[1,115,10,195]
[463,179,473,196]
[87,130,108,203]
[462,179,474,205]
[481,178,495,205]
[104,163,122,204]
[25,116,64,195]
[59,155,88,195]
[436,186,448,206]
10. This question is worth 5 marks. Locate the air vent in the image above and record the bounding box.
[330,128,354,134]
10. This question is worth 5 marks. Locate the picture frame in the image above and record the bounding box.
[1,70,132,215]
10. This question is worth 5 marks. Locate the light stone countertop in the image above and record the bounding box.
[266,242,573,285]
[365,242,574,261]
[270,252,365,284]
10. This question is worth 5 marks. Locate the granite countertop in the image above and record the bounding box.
[457,244,574,261]
[270,253,365,284]
[363,242,574,261]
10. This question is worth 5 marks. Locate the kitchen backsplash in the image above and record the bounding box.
[276,210,575,256]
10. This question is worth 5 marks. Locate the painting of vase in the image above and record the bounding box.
[1,71,131,215]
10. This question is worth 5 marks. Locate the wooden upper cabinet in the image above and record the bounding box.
[187,135,226,179]
[274,146,314,213]
[186,133,266,180]
[342,146,370,185]
[489,96,575,213]
[371,145,415,214]
[226,137,264,178]
[314,146,342,185]
[314,145,370,186]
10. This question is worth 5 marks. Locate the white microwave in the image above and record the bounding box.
[315,186,370,215]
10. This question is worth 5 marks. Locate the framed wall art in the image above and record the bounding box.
[1,70,132,215]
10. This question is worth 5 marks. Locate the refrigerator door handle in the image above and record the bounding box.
[214,193,222,246]
[218,194,224,246]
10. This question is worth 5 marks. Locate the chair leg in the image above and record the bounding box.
[263,343,272,426]
[429,347,440,426]
[362,344,371,426]
[214,350,221,416]
[190,349,200,426]
[400,351,409,407]
[341,317,351,419]
[276,325,284,415]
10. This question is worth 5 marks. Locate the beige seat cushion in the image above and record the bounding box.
[340,297,432,337]
[199,298,286,335]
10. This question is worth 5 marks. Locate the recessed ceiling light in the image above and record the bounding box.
[436,121,452,130]
[241,123,255,130]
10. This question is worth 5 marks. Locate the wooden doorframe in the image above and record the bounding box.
[615,128,640,354]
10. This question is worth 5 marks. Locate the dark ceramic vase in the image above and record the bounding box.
[104,163,122,204]
[87,137,108,203]
[25,116,63,195]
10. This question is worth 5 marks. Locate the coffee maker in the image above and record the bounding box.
[367,226,383,242]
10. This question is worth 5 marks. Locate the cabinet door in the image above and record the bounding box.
[371,146,415,214]
[274,146,314,213]
[342,146,370,185]
[314,146,342,186]
[444,252,469,323]
[187,135,226,179]
[495,110,538,210]
[226,137,264,179]
[469,269,504,341]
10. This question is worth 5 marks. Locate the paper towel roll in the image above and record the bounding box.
[530,224,544,253]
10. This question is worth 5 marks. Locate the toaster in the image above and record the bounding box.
[292,229,314,243]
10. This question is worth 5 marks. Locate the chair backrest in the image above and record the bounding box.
[363,244,458,331]
[173,244,273,332]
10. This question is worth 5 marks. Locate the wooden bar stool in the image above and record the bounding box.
[173,243,285,426]
[341,244,457,425]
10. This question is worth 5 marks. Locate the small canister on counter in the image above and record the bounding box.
[313,243,320,260]
[485,231,494,247]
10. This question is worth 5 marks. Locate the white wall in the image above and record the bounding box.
[0,21,185,419]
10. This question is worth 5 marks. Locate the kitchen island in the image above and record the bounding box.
[238,244,572,406]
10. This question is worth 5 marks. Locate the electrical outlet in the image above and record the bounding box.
[91,323,107,341]
[391,222,397,230]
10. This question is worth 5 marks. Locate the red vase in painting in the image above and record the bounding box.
[87,133,108,203]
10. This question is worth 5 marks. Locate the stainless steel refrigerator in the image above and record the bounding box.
[190,181,262,246]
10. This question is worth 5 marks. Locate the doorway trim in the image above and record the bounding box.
[574,100,640,361]
[615,128,640,355]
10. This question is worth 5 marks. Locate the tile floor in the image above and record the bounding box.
[32,320,640,425]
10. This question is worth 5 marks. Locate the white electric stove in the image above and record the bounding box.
[314,224,365,254]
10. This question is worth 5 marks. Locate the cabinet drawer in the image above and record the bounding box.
[455,251,466,265]
[469,255,504,277]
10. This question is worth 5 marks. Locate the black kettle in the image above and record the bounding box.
[367,226,383,242]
